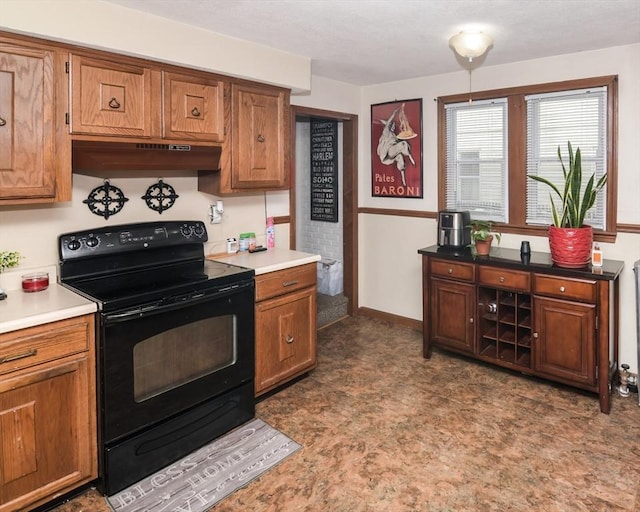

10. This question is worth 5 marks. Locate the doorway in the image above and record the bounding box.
[289,106,358,324]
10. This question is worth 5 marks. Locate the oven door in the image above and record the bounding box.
[100,280,254,444]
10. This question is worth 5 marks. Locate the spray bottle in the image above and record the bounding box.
[266,217,275,249]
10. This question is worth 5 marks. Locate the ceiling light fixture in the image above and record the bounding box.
[449,31,493,62]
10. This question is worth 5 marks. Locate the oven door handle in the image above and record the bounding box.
[105,303,163,321]
[103,281,253,323]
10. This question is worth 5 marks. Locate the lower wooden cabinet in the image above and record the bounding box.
[534,296,596,386]
[430,279,475,354]
[419,246,623,413]
[254,264,317,396]
[0,315,96,512]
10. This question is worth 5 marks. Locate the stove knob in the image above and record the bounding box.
[193,224,206,238]
[86,236,100,248]
[180,224,194,237]
[67,239,81,251]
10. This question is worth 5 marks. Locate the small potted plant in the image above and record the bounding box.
[528,141,607,268]
[0,251,21,273]
[468,220,501,256]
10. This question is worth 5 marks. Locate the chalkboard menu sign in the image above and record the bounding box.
[310,119,338,222]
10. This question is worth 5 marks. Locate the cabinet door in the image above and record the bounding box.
[70,54,154,137]
[163,72,224,141]
[231,83,288,189]
[533,296,596,386]
[0,354,96,512]
[255,287,316,395]
[0,44,55,199]
[430,278,475,354]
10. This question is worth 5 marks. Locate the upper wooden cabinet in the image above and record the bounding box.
[163,71,224,141]
[232,83,288,189]
[69,54,154,138]
[0,39,70,204]
[69,55,225,143]
[199,82,290,194]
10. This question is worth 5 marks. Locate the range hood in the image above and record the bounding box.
[72,140,221,172]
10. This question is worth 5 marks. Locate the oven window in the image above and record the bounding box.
[133,314,236,402]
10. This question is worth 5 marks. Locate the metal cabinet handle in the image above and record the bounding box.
[108,97,121,109]
[499,276,505,283]
[448,268,453,274]
[257,134,265,143]
[559,286,565,292]
[0,117,6,127]
[532,332,539,339]
[469,317,474,324]
[282,280,298,287]
[191,107,201,117]
[285,335,294,344]
[0,348,38,364]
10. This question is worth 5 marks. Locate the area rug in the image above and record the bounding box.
[106,418,301,512]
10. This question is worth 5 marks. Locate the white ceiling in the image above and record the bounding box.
[104,0,640,86]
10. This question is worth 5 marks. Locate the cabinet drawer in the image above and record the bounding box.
[478,267,530,292]
[255,263,317,301]
[0,315,92,375]
[430,259,475,283]
[533,274,597,302]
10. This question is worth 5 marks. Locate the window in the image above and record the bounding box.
[444,99,508,222]
[438,76,617,240]
[526,87,608,229]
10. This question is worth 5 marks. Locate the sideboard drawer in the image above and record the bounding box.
[430,259,476,283]
[533,274,597,302]
[478,267,531,292]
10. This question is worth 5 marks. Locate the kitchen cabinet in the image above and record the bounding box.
[429,260,476,354]
[0,36,70,204]
[199,82,290,194]
[419,246,623,413]
[254,263,317,396]
[69,54,155,138]
[0,315,96,512]
[162,71,224,141]
[69,55,225,142]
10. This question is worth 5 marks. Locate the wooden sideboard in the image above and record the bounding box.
[418,245,624,414]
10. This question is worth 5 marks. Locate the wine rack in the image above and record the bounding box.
[478,287,532,369]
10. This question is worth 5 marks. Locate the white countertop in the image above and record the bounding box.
[0,283,97,335]
[208,248,320,275]
[0,266,97,334]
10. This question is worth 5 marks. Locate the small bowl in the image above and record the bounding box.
[22,272,49,292]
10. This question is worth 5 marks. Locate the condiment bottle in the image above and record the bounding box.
[239,233,250,252]
[591,243,603,267]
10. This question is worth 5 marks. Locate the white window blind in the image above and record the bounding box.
[525,87,607,229]
[444,99,508,222]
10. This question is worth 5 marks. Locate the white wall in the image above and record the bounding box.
[0,173,267,285]
[358,43,640,372]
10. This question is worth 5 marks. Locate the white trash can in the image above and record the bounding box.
[317,259,343,296]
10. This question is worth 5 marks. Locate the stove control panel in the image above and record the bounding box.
[59,221,209,260]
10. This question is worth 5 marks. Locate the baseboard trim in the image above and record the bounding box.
[357,307,422,331]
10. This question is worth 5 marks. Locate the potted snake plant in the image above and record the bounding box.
[528,142,607,268]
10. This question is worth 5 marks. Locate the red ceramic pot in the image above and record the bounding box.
[548,226,593,268]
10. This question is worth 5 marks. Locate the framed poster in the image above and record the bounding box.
[310,119,339,222]
[371,99,423,198]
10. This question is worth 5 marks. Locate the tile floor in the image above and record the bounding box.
[50,316,640,511]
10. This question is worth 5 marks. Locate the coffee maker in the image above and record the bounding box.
[437,210,471,248]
